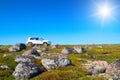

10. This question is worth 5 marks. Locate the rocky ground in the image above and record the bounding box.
[0,44,120,80]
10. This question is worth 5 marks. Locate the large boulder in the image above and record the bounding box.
[61,47,77,54]
[22,49,39,57]
[41,53,72,71]
[106,60,120,80]
[73,46,86,53]
[15,43,26,50]
[9,46,20,52]
[42,58,71,71]
[13,56,44,80]
[15,55,34,63]
[9,43,26,52]
[84,60,109,75]
[13,62,43,80]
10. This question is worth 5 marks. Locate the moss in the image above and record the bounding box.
[1,44,120,80]
[0,69,15,80]
[36,65,89,80]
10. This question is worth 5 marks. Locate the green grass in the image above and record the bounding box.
[0,55,16,80]
[0,44,120,80]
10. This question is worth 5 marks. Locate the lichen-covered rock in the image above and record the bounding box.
[42,58,72,71]
[73,46,86,53]
[106,60,120,80]
[13,56,44,80]
[15,55,34,63]
[9,46,20,52]
[61,47,77,54]
[41,53,72,71]
[84,61,109,75]
[9,43,26,52]
[22,49,39,57]
[15,43,26,50]
[13,62,43,80]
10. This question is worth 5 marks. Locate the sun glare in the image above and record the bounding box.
[91,0,119,25]
[99,5,111,18]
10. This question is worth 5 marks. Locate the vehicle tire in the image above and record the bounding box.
[43,42,48,46]
[27,42,34,46]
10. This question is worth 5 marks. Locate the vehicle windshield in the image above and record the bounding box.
[39,38,44,40]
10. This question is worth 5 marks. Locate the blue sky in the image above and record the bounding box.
[0,0,120,45]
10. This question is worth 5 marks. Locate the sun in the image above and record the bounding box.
[97,4,112,24]
[99,5,111,18]
[97,3,113,22]
[91,0,119,25]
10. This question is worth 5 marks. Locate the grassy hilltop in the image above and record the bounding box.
[0,44,120,80]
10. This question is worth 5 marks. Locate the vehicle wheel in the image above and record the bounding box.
[43,42,48,46]
[27,42,33,46]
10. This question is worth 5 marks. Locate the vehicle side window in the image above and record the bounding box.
[30,38,39,40]
[30,38,34,40]
[36,38,39,40]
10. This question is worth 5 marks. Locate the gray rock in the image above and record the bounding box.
[42,58,71,71]
[3,53,17,57]
[22,49,39,57]
[51,44,59,49]
[9,46,20,52]
[0,65,9,69]
[41,53,72,71]
[86,54,96,59]
[40,52,48,59]
[42,48,49,52]
[73,46,86,53]
[85,61,109,75]
[0,49,4,53]
[61,47,77,54]
[36,50,42,53]
[13,62,43,80]
[106,60,120,80]
[58,58,72,66]
[15,55,34,63]
[13,56,44,80]
[9,43,26,52]
[15,43,26,50]
[97,45,103,49]
[32,46,42,53]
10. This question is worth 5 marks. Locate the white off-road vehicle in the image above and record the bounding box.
[26,37,51,46]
